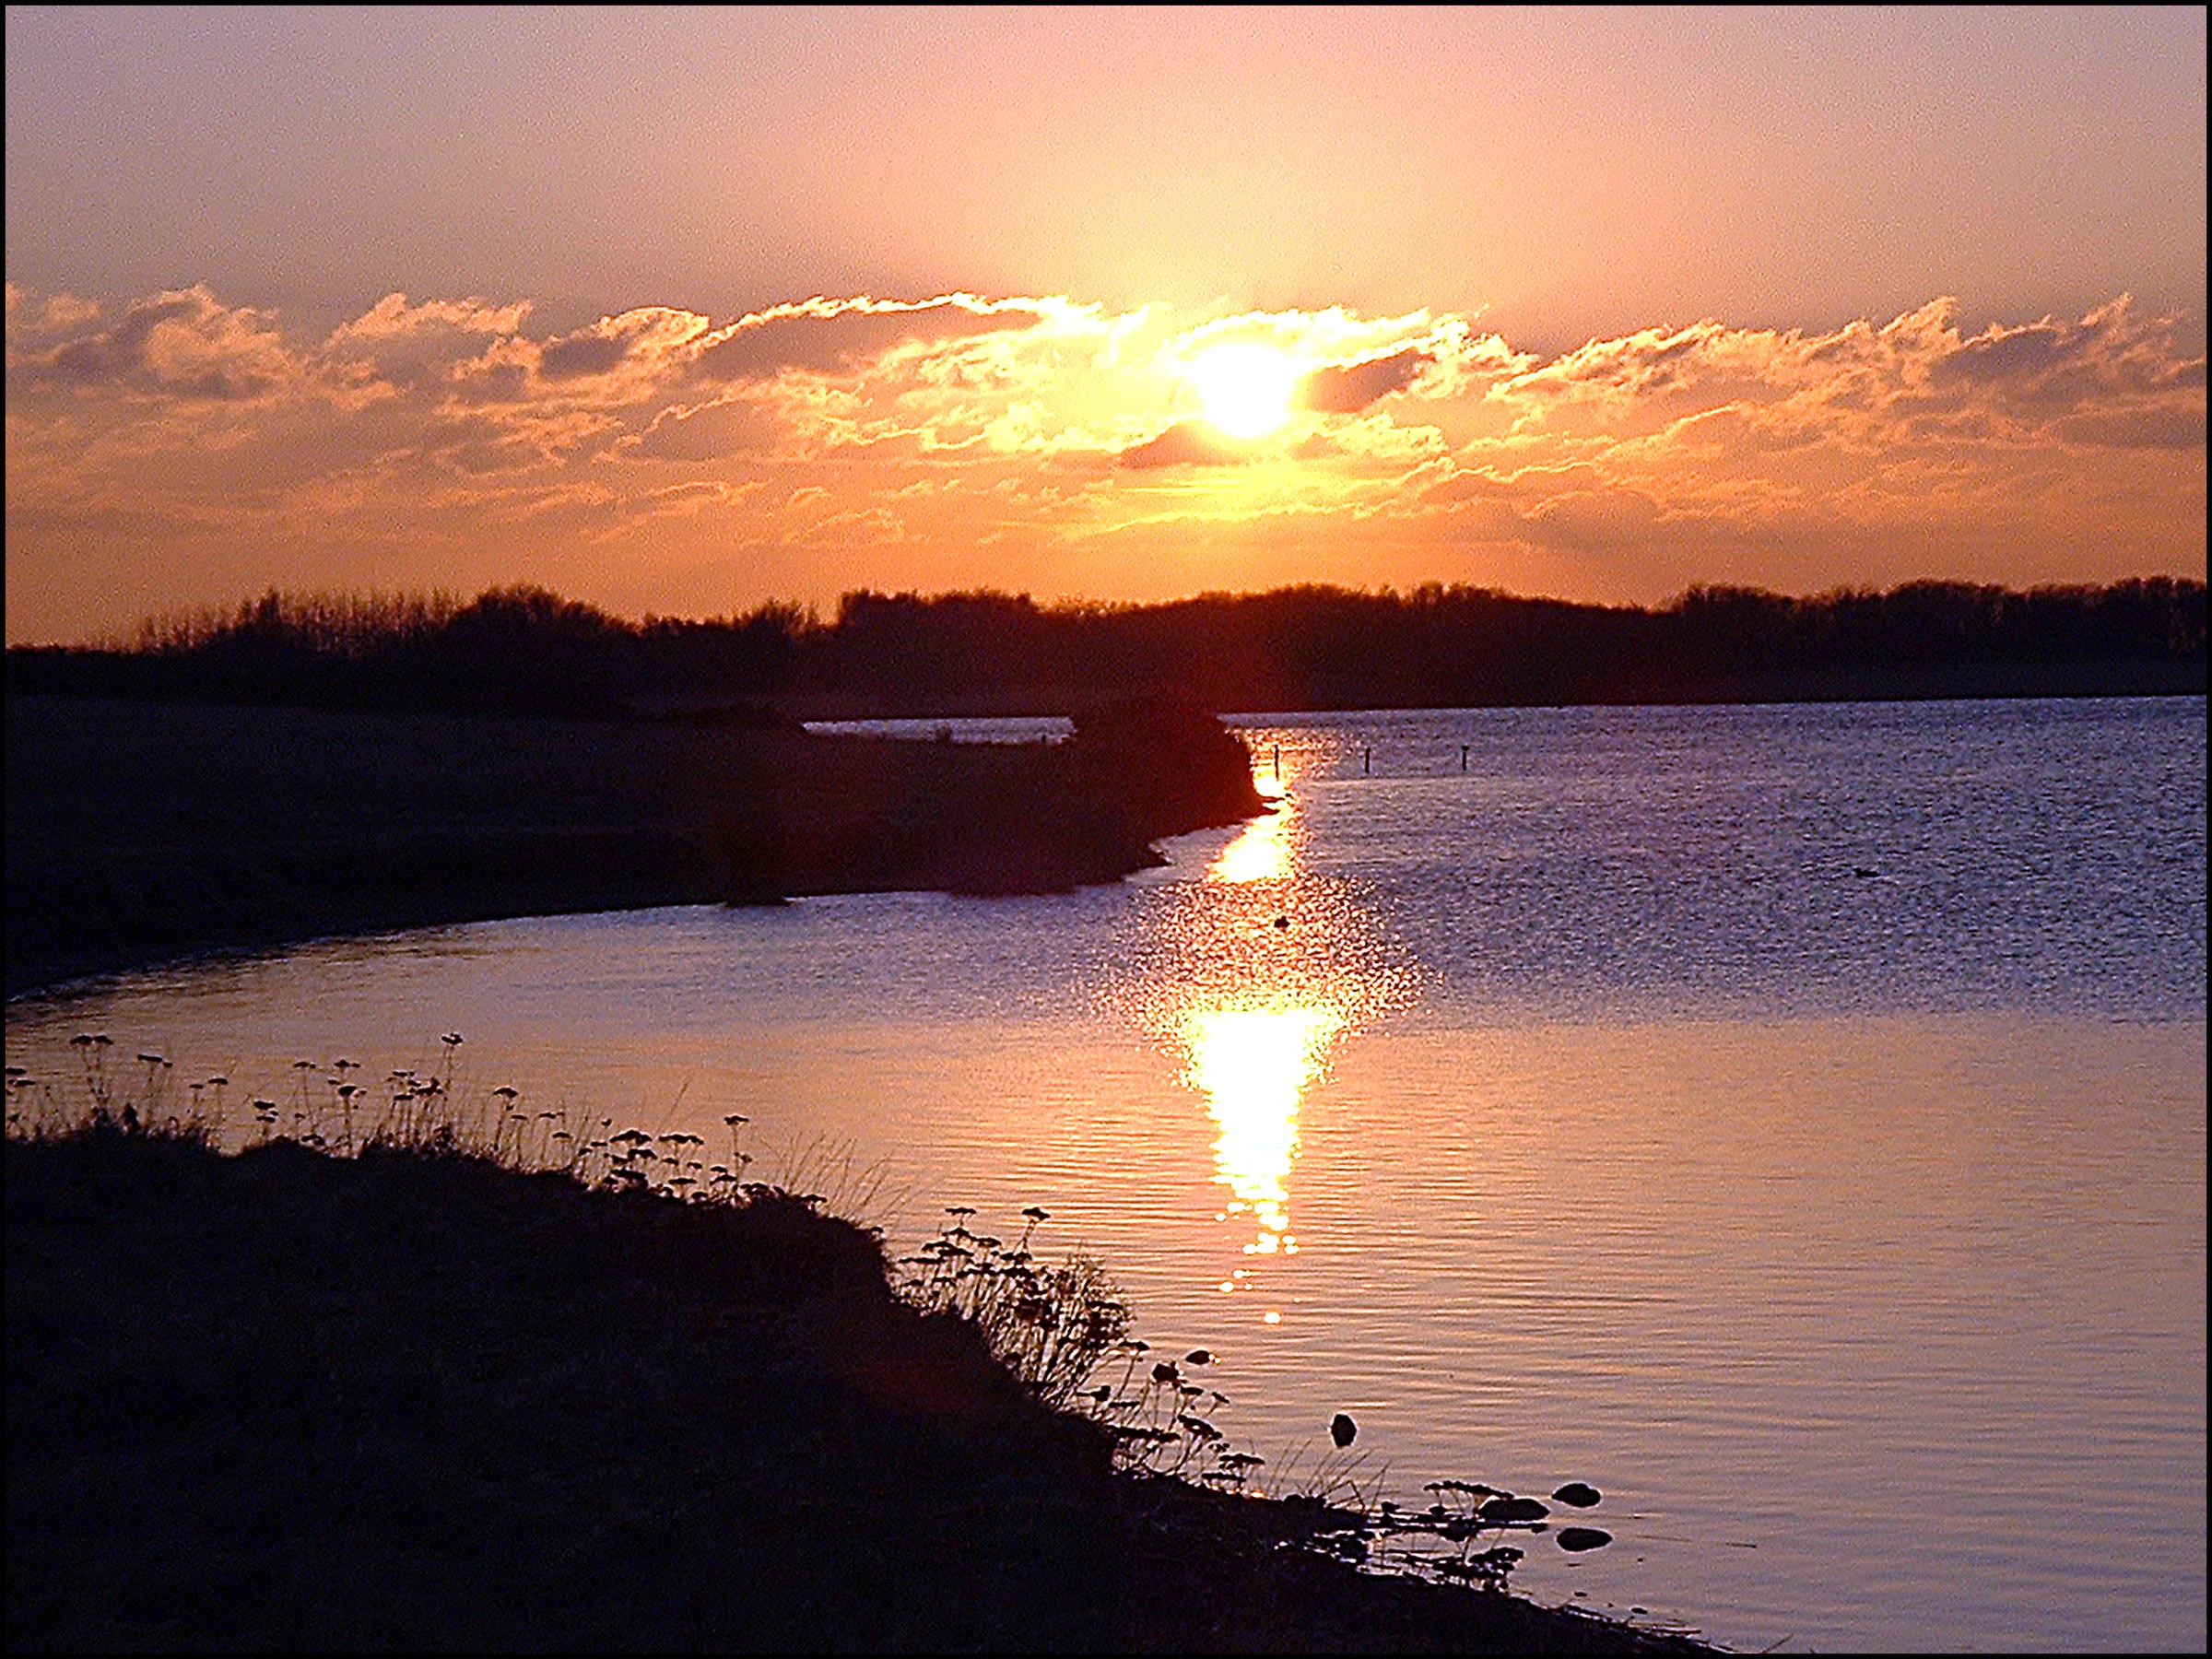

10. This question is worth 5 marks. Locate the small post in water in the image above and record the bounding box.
[1273,745,1281,780]
[1363,746,1371,774]
[1461,743,1469,772]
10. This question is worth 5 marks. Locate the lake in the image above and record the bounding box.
[7,697,2205,1652]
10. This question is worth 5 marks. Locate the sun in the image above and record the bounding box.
[1188,342,1300,439]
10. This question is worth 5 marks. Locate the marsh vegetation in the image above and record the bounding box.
[5,1043,1701,1653]
[4,689,1262,995]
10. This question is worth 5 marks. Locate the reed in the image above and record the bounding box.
[6,1031,1677,1640]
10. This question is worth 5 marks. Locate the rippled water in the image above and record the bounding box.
[9,698,2205,1652]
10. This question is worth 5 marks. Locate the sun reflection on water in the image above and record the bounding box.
[1140,738,1410,1312]
[1182,1004,1344,1256]
[1210,795,1292,882]
[1209,752,1297,883]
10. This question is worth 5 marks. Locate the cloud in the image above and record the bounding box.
[1932,320,2070,384]
[535,335,630,378]
[1502,321,1729,404]
[1517,485,1665,552]
[1118,421,1251,468]
[629,478,765,523]
[614,395,785,463]
[5,280,2202,642]
[1487,294,2208,461]
[316,292,535,402]
[1421,461,1605,506]
[5,283,103,338]
[2054,404,2207,450]
[443,306,714,404]
[9,284,300,401]
[426,407,624,476]
[536,307,712,382]
[326,292,532,344]
[688,295,1044,383]
[1300,348,1430,413]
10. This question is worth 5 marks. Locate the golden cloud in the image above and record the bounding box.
[4,280,2203,641]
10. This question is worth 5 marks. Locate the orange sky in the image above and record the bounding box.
[6,283,2204,641]
[4,7,2205,643]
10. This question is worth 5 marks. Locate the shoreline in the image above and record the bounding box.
[5,1112,1715,1653]
[774,672,2207,724]
[5,692,1265,1000]
[7,684,1719,1650]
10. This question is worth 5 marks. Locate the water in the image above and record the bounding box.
[8,698,2205,1652]
[803,713,1075,743]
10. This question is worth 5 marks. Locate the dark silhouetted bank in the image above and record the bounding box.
[5,691,1263,998]
[5,1114,1713,1653]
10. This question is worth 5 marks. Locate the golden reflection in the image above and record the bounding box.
[1182,1005,1344,1255]
[1136,734,1407,1312]
[1210,748,1298,883]
[1210,799,1291,882]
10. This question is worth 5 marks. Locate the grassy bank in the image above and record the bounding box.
[4,1103,1712,1653]
[5,693,1264,997]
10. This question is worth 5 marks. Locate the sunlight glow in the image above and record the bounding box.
[1211,748,1298,881]
[1188,342,1300,438]
[1147,736,1406,1308]
[1211,797,1292,881]
[1183,1005,1345,1254]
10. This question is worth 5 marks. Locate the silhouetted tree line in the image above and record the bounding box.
[7,576,2204,714]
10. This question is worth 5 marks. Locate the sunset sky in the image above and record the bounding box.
[6,5,2205,643]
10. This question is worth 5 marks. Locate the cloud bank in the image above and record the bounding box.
[5,279,2203,641]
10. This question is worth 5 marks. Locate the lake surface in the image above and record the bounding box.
[8,698,2206,1652]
